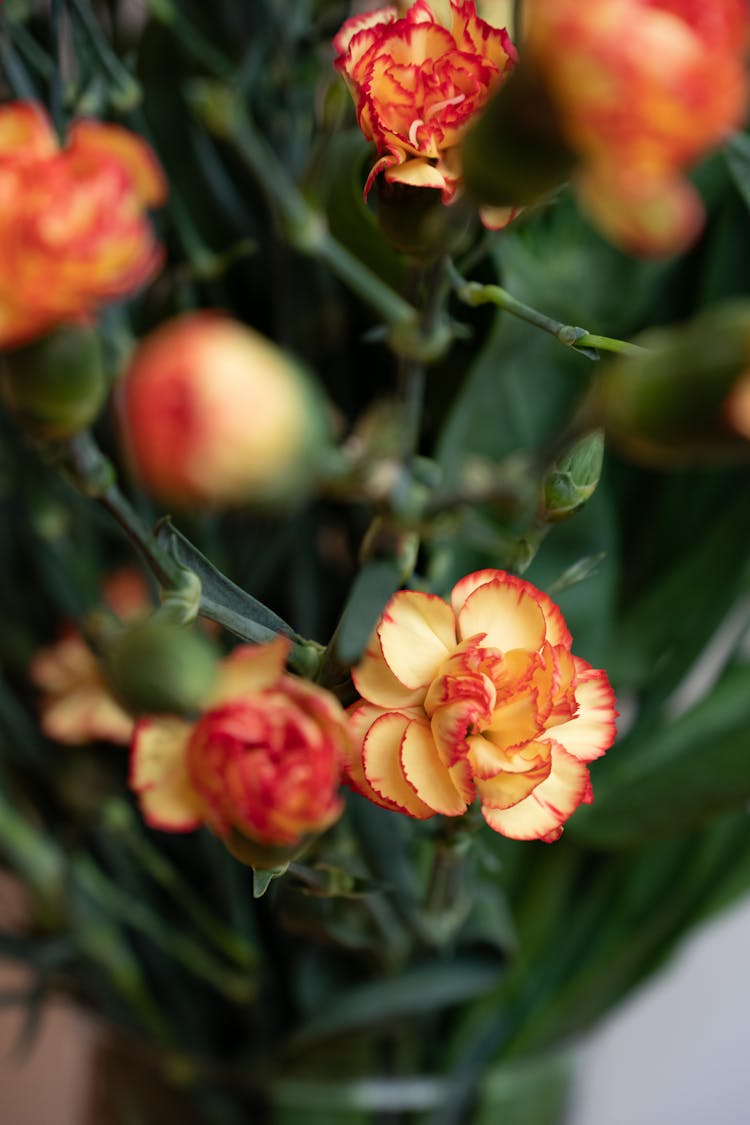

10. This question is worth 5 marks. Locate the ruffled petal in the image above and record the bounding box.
[378,590,457,691]
[475,748,551,811]
[481,740,592,842]
[363,712,434,817]
[353,632,427,709]
[67,120,168,207]
[207,637,290,706]
[544,663,617,763]
[129,717,203,831]
[457,573,546,653]
[400,719,471,814]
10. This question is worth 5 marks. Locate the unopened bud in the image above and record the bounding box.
[1,324,106,440]
[118,313,330,509]
[590,302,750,465]
[541,430,604,522]
[105,617,219,716]
[375,179,472,261]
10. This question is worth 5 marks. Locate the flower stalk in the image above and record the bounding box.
[448,262,647,358]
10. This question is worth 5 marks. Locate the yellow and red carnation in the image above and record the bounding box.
[346,569,617,842]
[526,0,750,255]
[334,0,518,228]
[29,569,151,746]
[129,639,348,846]
[0,101,166,350]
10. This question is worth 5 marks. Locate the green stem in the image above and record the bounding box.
[144,0,231,77]
[64,433,184,589]
[189,84,424,346]
[449,264,647,359]
[67,0,141,110]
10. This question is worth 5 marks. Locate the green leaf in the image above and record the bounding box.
[288,956,504,1051]
[252,865,288,898]
[155,519,296,642]
[334,558,403,666]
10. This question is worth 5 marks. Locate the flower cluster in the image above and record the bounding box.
[0,101,166,350]
[346,570,617,842]
[130,639,348,848]
[526,0,750,254]
[334,0,517,228]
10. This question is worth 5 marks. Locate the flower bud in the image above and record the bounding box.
[105,617,220,716]
[589,303,750,465]
[540,430,604,522]
[1,324,106,440]
[374,180,473,262]
[118,313,329,509]
[186,679,345,847]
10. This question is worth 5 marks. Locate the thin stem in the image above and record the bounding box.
[573,331,647,356]
[64,433,183,588]
[67,0,141,109]
[189,85,422,342]
[449,263,647,359]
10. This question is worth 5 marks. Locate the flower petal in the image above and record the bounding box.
[400,719,472,815]
[475,747,551,810]
[67,120,168,207]
[129,717,203,831]
[378,590,457,691]
[352,632,426,709]
[363,712,434,817]
[385,158,449,190]
[544,663,617,763]
[457,573,546,652]
[208,637,290,706]
[345,701,399,811]
[481,740,592,842]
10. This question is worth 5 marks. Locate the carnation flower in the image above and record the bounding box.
[130,639,348,847]
[525,0,750,254]
[334,0,518,228]
[0,101,166,349]
[346,569,617,842]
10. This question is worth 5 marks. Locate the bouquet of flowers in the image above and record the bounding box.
[1,1,750,1121]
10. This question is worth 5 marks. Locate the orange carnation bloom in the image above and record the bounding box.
[526,0,750,255]
[0,102,166,349]
[334,0,517,227]
[130,639,348,845]
[346,569,617,842]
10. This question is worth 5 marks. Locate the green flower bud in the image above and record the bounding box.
[105,617,220,716]
[1,324,106,440]
[541,430,604,522]
[462,63,577,210]
[375,179,473,262]
[590,302,750,465]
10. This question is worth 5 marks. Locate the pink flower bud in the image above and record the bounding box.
[119,313,328,509]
